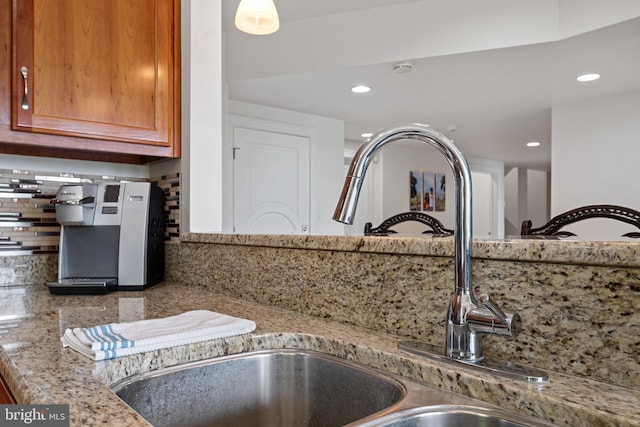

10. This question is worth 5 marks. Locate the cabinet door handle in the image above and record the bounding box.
[20,66,29,110]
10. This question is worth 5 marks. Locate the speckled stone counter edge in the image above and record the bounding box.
[0,254,57,286]
[181,232,640,268]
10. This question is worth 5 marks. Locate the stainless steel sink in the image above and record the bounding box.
[353,405,553,427]
[112,349,405,427]
[112,349,556,427]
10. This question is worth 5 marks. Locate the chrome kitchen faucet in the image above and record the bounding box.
[333,123,547,382]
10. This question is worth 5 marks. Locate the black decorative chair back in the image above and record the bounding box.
[521,204,640,238]
[364,212,453,236]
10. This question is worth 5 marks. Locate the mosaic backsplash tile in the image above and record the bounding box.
[151,174,180,241]
[0,169,180,257]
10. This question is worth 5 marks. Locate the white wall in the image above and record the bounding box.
[181,0,224,233]
[551,90,640,239]
[504,167,522,235]
[504,167,549,235]
[470,157,506,239]
[527,169,549,228]
[472,171,495,238]
[226,101,345,235]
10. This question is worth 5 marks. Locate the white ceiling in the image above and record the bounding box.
[221,0,421,28]
[222,1,640,171]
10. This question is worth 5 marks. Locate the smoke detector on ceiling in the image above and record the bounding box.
[392,61,413,74]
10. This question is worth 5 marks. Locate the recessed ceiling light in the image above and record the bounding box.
[576,73,600,82]
[361,132,373,138]
[351,85,371,94]
[527,141,541,147]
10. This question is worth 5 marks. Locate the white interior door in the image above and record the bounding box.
[233,127,310,234]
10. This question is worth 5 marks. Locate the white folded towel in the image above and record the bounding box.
[61,310,256,361]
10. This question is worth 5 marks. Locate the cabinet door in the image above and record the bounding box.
[11,0,179,150]
[0,372,15,404]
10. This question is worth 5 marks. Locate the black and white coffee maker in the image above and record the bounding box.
[46,182,165,295]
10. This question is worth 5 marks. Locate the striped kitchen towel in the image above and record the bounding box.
[61,310,256,361]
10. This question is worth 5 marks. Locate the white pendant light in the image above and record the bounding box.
[235,0,280,35]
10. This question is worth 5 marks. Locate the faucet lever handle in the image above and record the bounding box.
[478,293,507,323]
[472,294,522,338]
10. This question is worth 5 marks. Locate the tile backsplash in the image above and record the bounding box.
[0,168,180,256]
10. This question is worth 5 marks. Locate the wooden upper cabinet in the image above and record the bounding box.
[8,0,180,162]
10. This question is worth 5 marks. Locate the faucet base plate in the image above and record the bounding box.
[399,340,549,383]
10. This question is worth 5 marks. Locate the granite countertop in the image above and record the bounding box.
[182,232,640,268]
[1,282,639,426]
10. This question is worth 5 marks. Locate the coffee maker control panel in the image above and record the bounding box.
[93,184,123,226]
[100,185,121,215]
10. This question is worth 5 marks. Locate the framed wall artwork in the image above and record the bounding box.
[410,170,445,212]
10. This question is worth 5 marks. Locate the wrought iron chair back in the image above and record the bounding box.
[364,211,453,236]
[521,204,640,238]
